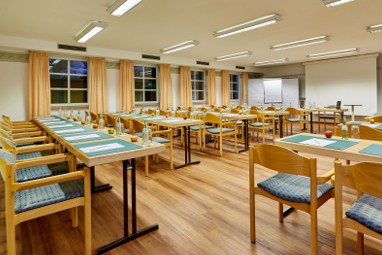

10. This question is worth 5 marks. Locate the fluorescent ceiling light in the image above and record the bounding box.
[270,36,329,51]
[215,51,252,61]
[161,40,199,54]
[307,48,359,59]
[323,0,354,7]
[107,0,142,16]
[367,24,382,33]
[214,14,281,38]
[74,21,107,43]
[254,58,289,66]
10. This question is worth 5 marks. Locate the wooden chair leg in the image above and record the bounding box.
[278,203,284,223]
[357,232,364,255]
[71,207,79,228]
[84,167,92,255]
[310,210,318,255]
[145,156,149,176]
[219,136,223,156]
[250,188,256,243]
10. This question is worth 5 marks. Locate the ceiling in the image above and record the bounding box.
[0,0,382,69]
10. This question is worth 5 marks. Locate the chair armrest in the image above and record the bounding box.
[15,143,57,154]
[10,127,40,133]
[15,153,70,169]
[152,129,172,136]
[14,136,49,145]
[11,131,43,138]
[317,168,335,184]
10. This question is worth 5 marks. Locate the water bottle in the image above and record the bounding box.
[77,110,82,122]
[115,116,123,136]
[341,117,348,140]
[156,107,160,117]
[99,114,105,130]
[86,112,91,125]
[190,110,195,120]
[142,120,151,146]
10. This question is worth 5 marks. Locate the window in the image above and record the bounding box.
[49,59,88,105]
[134,66,158,103]
[230,74,240,101]
[191,70,205,101]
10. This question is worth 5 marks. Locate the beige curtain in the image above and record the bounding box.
[179,66,192,108]
[89,57,107,114]
[159,64,173,110]
[221,70,230,106]
[207,69,216,106]
[28,51,51,119]
[119,60,135,112]
[242,72,248,104]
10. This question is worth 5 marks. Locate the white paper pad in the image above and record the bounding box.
[55,128,86,134]
[39,118,60,122]
[64,133,100,141]
[80,143,124,153]
[162,119,182,123]
[44,121,67,125]
[299,138,336,147]
[48,124,75,128]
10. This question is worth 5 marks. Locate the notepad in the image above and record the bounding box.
[300,138,336,147]
[64,133,100,141]
[80,143,124,153]
[55,128,87,134]
[48,124,75,129]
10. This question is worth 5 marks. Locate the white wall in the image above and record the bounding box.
[0,61,28,121]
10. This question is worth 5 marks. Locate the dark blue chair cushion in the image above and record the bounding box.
[249,122,272,127]
[14,179,84,213]
[15,162,68,182]
[190,125,213,131]
[0,150,15,163]
[257,173,334,204]
[152,137,170,144]
[207,128,234,134]
[346,194,382,235]
[286,118,300,123]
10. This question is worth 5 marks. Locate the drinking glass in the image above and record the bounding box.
[351,125,360,139]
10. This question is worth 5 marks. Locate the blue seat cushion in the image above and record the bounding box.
[190,125,213,131]
[207,128,235,134]
[15,162,68,182]
[346,194,382,235]
[16,150,54,161]
[124,128,130,133]
[286,118,300,123]
[15,179,84,213]
[134,132,142,138]
[236,120,243,125]
[152,136,170,143]
[257,173,334,204]
[249,122,272,127]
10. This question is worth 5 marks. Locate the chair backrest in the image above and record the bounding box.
[0,136,15,152]
[336,101,341,109]
[90,112,99,123]
[286,107,300,116]
[251,144,315,177]
[364,115,382,123]
[359,125,382,141]
[105,114,116,127]
[120,117,131,132]
[266,106,276,111]
[132,119,144,133]
[204,113,222,125]
[335,161,382,199]
[230,108,240,114]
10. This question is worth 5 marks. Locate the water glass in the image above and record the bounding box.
[351,125,360,139]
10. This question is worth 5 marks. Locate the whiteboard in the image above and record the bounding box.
[264,79,282,103]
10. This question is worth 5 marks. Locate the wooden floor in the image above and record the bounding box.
[1,124,382,255]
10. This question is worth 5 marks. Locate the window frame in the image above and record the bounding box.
[49,58,89,107]
[230,73,240,102]
[134,65,159,104]
[191,70,206,102]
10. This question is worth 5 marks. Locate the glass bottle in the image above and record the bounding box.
[115,116,123,136]
[85,112,91,125]
[77,110,82,122]
[142,120,151,146]
[156,107,160,117]
[99,114,105,130]
[341,116,348,140]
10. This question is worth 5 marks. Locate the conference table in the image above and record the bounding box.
[274,133,382,163]
[34,116,165,255]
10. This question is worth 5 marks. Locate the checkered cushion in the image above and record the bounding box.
[0,136,33,147]
[346,194,382,235]
[124,128,130,133]
[286,117,300,123]
[236,120,243,125]
[257,173,334,204]
[14,179,84,213]
[16,150,54,161]
[15,162,68,182]
[152,137,170,144]
[190,125,213,131]
[249,122,272,127]
[207,128,234,134]
[0,150,15,164]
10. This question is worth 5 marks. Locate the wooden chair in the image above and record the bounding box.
[359,125,382,141]
[249,144,335,255]
[90,111,99,124]
[203,113,237,156]
[334,161,382,255]
[131,119,173,175]
[364,115,382,123]
[120,117,132,134]
[285,107,309,135]
[318,101,342,132]
[248,109,275,144]
[0,150,91,255]
[104,113,116,128]
[2,115,35,129]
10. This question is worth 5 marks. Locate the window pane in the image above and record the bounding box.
[134,66,144,77]
[70,61,87,74]
[51,90,68,104]
[231,91,239,100]
[70,76,87,89]
[135,79,143,89]
[196,91,204,100]
[145,80,156,90]
[144,67,156,78]
[230,74,238,82]
[196,82,204,90]
[145,91,157,102]
[195,71,204,80]
[51,75,68,88]
[50,59,68,73]
[231,83,239,91]
[135,91,143,102]
[70,91,88,103]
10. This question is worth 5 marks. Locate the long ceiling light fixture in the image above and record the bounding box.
[161,40,199,54]
[214,14,281,38]
[307,48,359,59]
[367,24,382,33]
[107,0,142,16]
[254,58,289,66]
[215,51,252,61]
[323,0,354,7]
[74,21,107,43]
[270,35,330,51]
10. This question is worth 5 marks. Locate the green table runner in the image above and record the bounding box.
[75,139,142,157]
[359,144,382,156]
[281,135,358,150]
[61,132,113,143]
